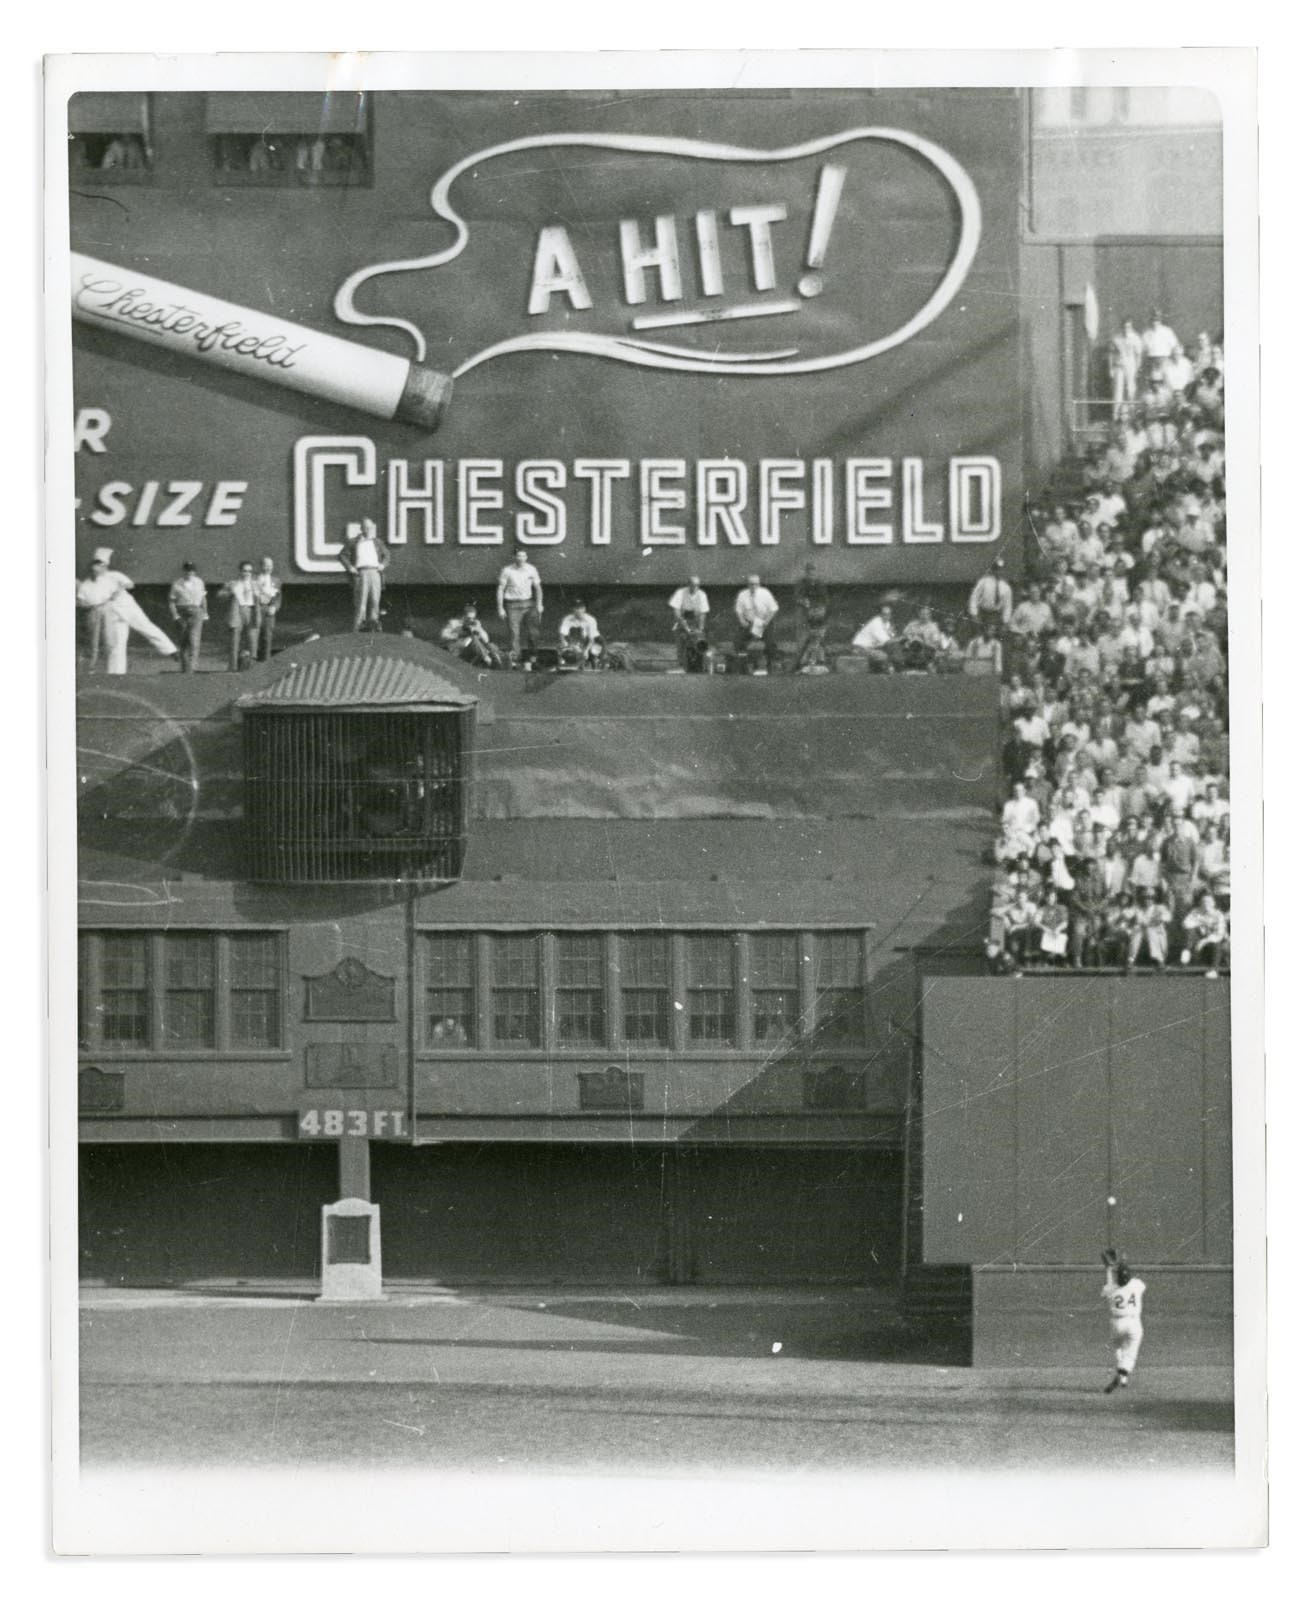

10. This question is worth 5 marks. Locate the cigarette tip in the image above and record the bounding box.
[394,363,454,431]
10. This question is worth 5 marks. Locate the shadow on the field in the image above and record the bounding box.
[1131,1398,1234,1433]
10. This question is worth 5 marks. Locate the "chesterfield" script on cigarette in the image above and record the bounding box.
[75,272,306,370]
[70,252,452,432]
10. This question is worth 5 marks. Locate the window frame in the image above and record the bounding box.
[78,929,289,1057]
[422,931,477,1050]
[413,928,872,1059]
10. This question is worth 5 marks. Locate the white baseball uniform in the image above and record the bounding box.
[1102,1267,1147,1373]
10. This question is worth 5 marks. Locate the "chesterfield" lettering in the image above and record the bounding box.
[74,274,305,370]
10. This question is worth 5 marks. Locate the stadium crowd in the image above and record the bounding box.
[985,315,1229,973]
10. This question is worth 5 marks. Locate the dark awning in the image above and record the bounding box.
[68,93,149,135]
[204,93,368,136]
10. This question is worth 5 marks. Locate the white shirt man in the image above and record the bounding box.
[669,580,711,628]
[1001,783,1040,839]
[498,554,542,605]
[1166,349,1195,393]
[1009,588,1053,638]
[559,605,600,645]
[1164,763,1196,815]
[497,551,544,664]
[343,518,388,631]
[1192,783,1230,826]
[1141,314,1181,365]
[1040,510,1080,563]
[1012,713,1049,763]
[735,577,779,636]
[348,527,383,569]
[1117,613,1154,659]
[1073,525,1107,570]
[1109,323,1144,417]
[852,609,897,652]
[168,568,206,613]
[251,557,281,662]
[968,567,1013,626]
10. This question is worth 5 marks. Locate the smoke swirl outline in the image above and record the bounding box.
[333,127,981,378]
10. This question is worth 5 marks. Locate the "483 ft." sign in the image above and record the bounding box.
[297,1108,408,1139]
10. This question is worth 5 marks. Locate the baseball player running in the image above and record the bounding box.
[1101,1246,1147,1393]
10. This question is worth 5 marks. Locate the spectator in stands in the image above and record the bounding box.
[167,560,208,673]
[1181,892,1228,974]
[1003,887,1039,967]
[497,548,545,668]
[1127,887,1172,968]
[248,135,287,174]
[987,311,1230,976]
[968,559,1013,633]
[1040,505,1080,565]
[1036,889,1070,966]
[1141,308,1182,376]
[558,599,603,669]
[1109,319,1145,419]
[851,604,902,674]
[1009,581,1054,644]
[1070,852,1110,967]
[1011,697,1051,776]
[965,623,1003,677]
[440,603,503,669]
[100,133,147,170]
[734,574,780,673]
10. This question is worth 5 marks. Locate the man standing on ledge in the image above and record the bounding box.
[220,560,260,672]
[968,558,1013,634]
[734,573,779,674]
[167,560,208,672]
[252,556,282,661]
[342,518,389,633]
[497,547,544,669]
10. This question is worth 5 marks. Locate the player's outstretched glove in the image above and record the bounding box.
[1101,1247,1119,1266]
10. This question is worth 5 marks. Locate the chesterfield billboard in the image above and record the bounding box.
[69,89,1023,583]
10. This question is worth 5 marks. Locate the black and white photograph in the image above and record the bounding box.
[44,46,1266,1555]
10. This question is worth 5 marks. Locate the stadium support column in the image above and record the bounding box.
[319,1137,382,1302]
[338,1134,371,1202]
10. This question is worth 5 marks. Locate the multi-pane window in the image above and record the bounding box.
[812,933,865,1047]
[206,95,371,189]
[492,934,542,1047]
[686,935,736,1046]
[555,934,606,1046]
[99,933,150,1049]
[619,934,670,1045]
[414,930,869,1055]
[163,933,217,1049]
[750,934,800,1044]
[80,931,285,1053]
[229,934,283,1049]
[425,933,475,1048]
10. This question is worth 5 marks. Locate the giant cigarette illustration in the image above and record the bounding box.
[71,252,452,430]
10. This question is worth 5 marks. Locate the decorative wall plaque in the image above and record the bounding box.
[327,1214,373,1266]
[305,1043,400,1090]
[78,1067,125,1114]
[802,1065,867,1111]
[578,1067,645,1111]
[303,957,396,1022]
